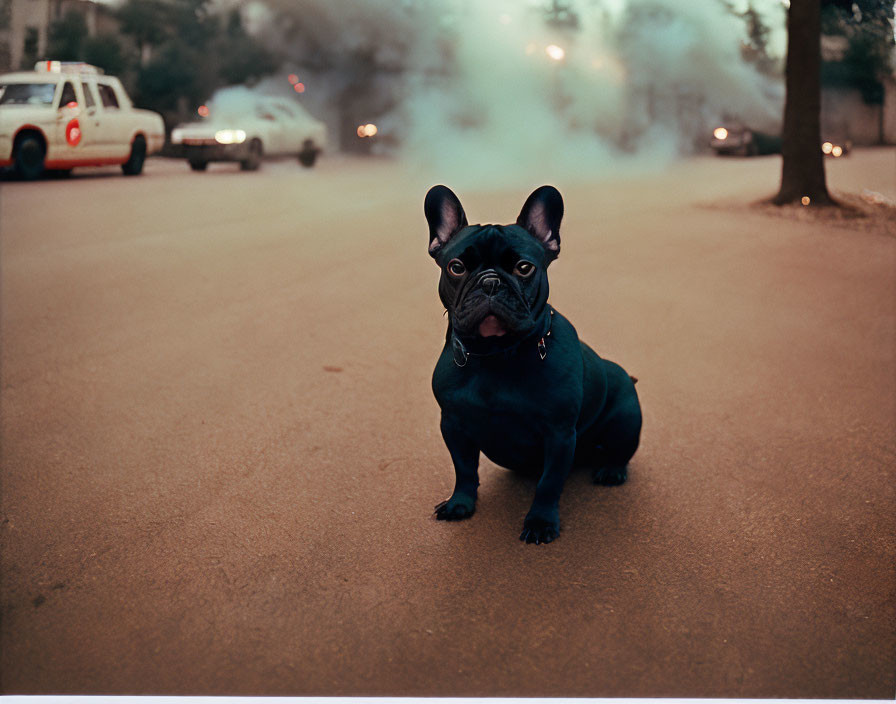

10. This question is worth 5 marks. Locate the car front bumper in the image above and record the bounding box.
[710,137,747,153]
[179,141,252,163]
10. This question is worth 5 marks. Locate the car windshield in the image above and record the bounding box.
[0,83,56,106]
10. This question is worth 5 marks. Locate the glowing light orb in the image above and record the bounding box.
[546,44,565,61]
[713,127,728,141]
[288,74,299,85]
[821,141,833,154]
[198,105,210,117]
[214,129,246,144]
[357,123,378,138]
[801,196,811,206]
[832,145,843,157]
[294,82,305,93]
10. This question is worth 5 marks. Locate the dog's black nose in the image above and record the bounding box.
[481,275,500,295]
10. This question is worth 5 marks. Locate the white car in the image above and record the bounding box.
[0,61,165,179]
[170,89,327,171]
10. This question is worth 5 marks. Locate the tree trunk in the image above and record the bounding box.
[774,0,834,205]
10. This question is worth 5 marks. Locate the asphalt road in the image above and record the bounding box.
[1,151,894,697]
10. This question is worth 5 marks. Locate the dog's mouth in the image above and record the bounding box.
[453,302,531,342]
[478,314,507,337]
[450,285,533,342]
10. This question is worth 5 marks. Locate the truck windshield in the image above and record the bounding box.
[0,83,56,106]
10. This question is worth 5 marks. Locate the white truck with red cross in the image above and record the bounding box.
[0,61,165,179]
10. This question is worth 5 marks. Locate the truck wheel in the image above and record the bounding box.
[122,135,147,176]
[298,140,319,168]
[13,134,46,180]
[189,160,209,171]
[240,139,262,171]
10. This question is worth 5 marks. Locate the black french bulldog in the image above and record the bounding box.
[426,184,642,544]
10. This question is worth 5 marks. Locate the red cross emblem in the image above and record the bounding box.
[66,119,82,147]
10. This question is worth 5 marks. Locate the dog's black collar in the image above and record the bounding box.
[452,307,554,368]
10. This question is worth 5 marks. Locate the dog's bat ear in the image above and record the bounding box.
[425,185,468,258]
[517,185,563,258]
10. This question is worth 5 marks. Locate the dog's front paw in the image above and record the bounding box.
[519,511,560,544]
[434,492,476,521]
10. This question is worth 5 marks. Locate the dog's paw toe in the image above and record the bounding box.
[592,465,628,486]
[519,516,560,545]
[433,494,476,521]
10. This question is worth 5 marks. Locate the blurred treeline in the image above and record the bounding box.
[45,0,278,129]
[820,0,895,104]
[729,0,894,103]
[43,0,894,134]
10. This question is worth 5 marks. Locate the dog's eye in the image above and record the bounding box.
[447,259,466,277]
[514,261,536,278]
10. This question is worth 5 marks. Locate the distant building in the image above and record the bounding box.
[0,0,116,72]
[821,33,896,145]
[821,76,896,146]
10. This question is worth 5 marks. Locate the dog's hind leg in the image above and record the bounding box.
[591,460,630,486]
[577,393,642,486]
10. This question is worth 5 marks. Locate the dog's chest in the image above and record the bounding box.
[440,371,525,415]
[433,356,553,434]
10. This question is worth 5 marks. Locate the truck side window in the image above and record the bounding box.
[81,81,96,109]
[59,81,77,108]
[97,83,119,109]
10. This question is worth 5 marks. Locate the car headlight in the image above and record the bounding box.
[215,129,246,145]
[713,127,728,141]
[171,128,184,143]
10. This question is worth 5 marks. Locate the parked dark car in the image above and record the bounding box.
[710,124,782,156]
